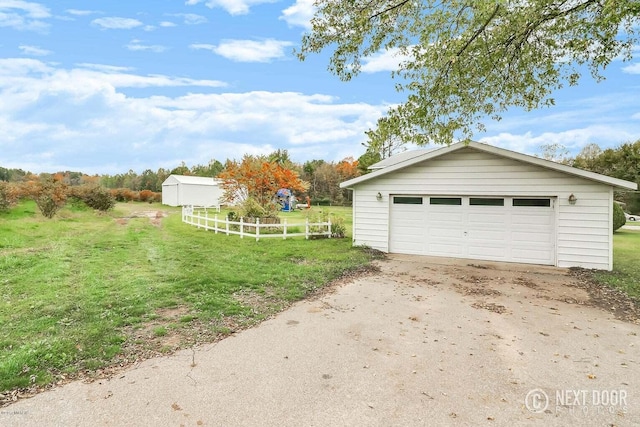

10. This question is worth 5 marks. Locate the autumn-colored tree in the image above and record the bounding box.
[335,157,360,181]
[0,182,19,211]
[218,155,309,208]
[24,178,68,218]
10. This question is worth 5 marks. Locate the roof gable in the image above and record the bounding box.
[341,141,637,190]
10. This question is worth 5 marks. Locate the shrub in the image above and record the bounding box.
[329,215,347,238]
[238,198,267,218]
[27,180,68,219]
[0,182,19,212]
[139,190,154,203]
[83,186,116,211]
[613,202,626,232]
[305,210,346,238]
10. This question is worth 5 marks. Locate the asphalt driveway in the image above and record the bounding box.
[2,255,639,426]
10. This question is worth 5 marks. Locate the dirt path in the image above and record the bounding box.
[2,255,639,426]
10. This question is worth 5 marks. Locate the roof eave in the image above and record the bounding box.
[339,141,638,190]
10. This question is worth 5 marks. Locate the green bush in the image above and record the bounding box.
[613,202,626,232]
[305,210,346,238]
[70,185,116,212]
[329,215,347,238]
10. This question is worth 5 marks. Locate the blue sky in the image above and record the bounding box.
[1,0,639,175]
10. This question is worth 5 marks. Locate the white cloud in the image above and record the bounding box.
[168,13,207,25]
[188,0,277,16]
[75,63,134,73]
[66,9,99,16]
[192,39,293,62]
[159,21,176,27]
[0,0,50,31]
[0,58,387,174]
[480,126,639,157]
[279,0,314,29]
[361,47,412,73]
[92,17,143,30]
[622,63,640,74]
[126,39,166,53]
[18,44,51,56]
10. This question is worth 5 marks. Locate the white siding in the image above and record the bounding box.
[178,184,223,207]
[162,184,179,206]
[349,148,614,270]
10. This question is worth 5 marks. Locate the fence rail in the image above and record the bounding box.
[182,206,331,241]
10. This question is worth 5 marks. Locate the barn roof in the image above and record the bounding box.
[341,141,637,190]
[162,175,221,186]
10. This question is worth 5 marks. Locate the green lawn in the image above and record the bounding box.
[594,229,640,300]
[0,201,376,393]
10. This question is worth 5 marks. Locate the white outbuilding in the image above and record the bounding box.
[161,175,225,208]
[340,141,637,270]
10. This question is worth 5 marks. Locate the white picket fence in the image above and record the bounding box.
[182,205,331,241]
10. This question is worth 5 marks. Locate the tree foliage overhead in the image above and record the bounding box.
[299,0,639,145]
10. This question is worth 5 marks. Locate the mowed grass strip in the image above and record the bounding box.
[0,201,379,393]
[594,229,640,300]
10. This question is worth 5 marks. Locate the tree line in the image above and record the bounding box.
[0,149,361,208]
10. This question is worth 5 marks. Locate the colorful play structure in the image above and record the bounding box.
[275,189,311,212]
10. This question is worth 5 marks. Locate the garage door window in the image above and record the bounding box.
[470,198,504,206]
[430,197,462,205]
[393,196,423,204]
[513,198,551,207]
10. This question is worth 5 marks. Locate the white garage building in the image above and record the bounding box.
[340,142,636,270]
[162,175,225,208]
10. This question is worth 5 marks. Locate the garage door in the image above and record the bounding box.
[389,196,555,265]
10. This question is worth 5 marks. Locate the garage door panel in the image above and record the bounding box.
[429,228,465,238]
[512,248,553,263]
[511,231,553,243]
[469,230,507,240]
[429,243,465,257]
[512,213,553,226]
[468,245,507,258]
[430,213,464,223]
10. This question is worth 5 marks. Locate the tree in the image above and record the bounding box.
[357,150,382,174]
[170,162,190,176]
[218,155,309,208]
[299,1,639,145]
[363,117,406,159]
[573,143,603,171]
[571,140,640,213]
[537,142,571,164]
[24,178,68,219]
[191,160,224,178]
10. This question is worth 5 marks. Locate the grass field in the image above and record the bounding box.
[2,200,638,396]
[0,201,378,394]
[594,229,640,300]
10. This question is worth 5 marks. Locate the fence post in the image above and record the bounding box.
[240,217,244,239]
[283,218,287,240]
[205,209,209,230]
[226,215,229,235]
[328,218,332,238]
[197,208,201,229]
[305,218,309,240]
[256,217,260,242]
[214,214,218,234]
